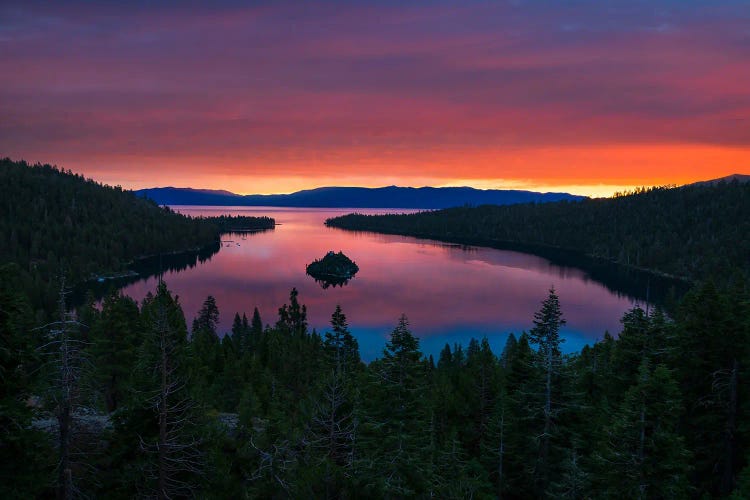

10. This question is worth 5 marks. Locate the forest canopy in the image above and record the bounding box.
[0,158,273,315]
[327,181,750,284]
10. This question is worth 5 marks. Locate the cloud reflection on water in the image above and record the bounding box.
[120,207,642,361]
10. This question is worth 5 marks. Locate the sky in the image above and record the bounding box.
[1,0,749,196]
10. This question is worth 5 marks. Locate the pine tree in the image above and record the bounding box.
[190,295,222,406]
[251,307,263,339]
[528,287,566,495]
[230,312,246,356]
[466,337,498,457]
[88,291,140,413]
[40,280,89,499]
[432,432,492,498]
[484,332,538,498]
[303,305,361,497]
[499,333,518,369]
[277,287,307,338]
[610,307,673,397]
[0,264,51,498]
[306,372,358,498]
[357,314,430,497]
[674,282,749,496]
[594,362,690,499]
[135,282,203,499]
[323,305,360,376]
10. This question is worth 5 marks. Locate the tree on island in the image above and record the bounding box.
[306,251,359,289]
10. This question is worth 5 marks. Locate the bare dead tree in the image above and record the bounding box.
[247,436,298,495]
[306,372,357,497]
[35,279,89,500]
[138,290,203,500]
[310,374,356,466]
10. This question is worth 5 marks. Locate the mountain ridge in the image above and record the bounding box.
[689,173,750,186]
[136,185,586,209]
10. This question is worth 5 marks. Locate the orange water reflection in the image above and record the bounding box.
[120,207,642,360]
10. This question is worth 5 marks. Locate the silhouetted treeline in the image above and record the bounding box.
[3,278,749,498]
[0,158,273,316]
[202,214,275,232]
[327,181,750,284]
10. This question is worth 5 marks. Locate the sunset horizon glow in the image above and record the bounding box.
[2,1,748,196]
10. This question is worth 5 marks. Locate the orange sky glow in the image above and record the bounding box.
[1,1,748,197]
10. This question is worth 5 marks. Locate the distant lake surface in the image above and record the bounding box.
[119,206,648,361]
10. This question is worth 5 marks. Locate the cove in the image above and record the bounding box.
[111,206,679,361]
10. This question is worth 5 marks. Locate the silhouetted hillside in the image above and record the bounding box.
[327,180,750,283]
[136,185,585,208]
[0,158,261,312]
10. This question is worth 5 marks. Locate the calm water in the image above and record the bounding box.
[119,206,646,361]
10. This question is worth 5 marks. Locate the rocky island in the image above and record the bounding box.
[306,251,359,288]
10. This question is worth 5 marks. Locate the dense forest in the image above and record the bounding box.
[2,159,750,498]
[2,277,749,498]
[0,158,273,316]
[327,181,750,284]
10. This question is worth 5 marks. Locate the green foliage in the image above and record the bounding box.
[356,315,432,497]
[528,288,567,495]
[201,214,275,232]
[306,251,360,288]
[327,180,750,283]
[323,305,360,376]
[0,158,274,316]
[87,291,141,413]
[2,160,749,496]
[672,281,750,497]
[5,274,750,497]
[593,362,691,499]
[306,251,359,278]
[0,264,53,497]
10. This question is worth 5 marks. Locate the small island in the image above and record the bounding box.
[204,215,276,232]
[306,251,359,288]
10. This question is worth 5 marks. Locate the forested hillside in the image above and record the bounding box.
[0,158,272,314]
[327,181,750,283]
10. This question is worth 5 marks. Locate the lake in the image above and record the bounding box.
[118,206,651,361]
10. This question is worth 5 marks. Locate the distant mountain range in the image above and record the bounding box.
[135,186,586,209]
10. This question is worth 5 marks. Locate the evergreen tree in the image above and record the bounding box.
[0,264,51,497]
[528,287,566,495]
[611,307,673,397]
[432,432,492,498]
[484,332,538,498]
[88,291,140,413]
[277,287,307,338]
[130,282,203,498]
[230,312,247,356]
[358,314,430,497]
[466,337,498,456]
[674,282,749,496]
[190,296,222,406]
[42,280,89,499]
[323,305,360,376]
[250,307,263,346]
[594,362,690,499]
[305,372,358,498]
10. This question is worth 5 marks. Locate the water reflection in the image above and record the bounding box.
[112,206,682,361]
[308,275,354,289]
